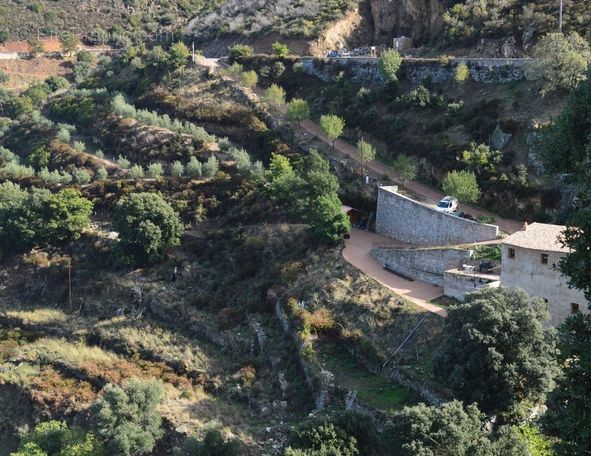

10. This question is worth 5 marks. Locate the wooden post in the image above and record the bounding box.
[192,41,196,63]
[559,0,563,31]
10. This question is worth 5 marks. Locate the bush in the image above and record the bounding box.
[97,168,108,180]
[169,41,191,69]
[170,160,185,177]
[262,84,286,106]
[272,41,289,58]
[228,44,254,61]
[113,192,183,265]
[173,424,240,456]
[186,157,202,178]
[239,70,258,88]
[286,98,310,127]
[74,168,91,184]
[203,156,219,177]
[73,141,86,152]
[441,170,481,204]
[129,164,144,179]
[147,163,164,178]
[13,420,104,456]
[380,49,403,83]
[56,127,71,143]
[455,62,470,83]
[90,379,164,456]
[116,155,131,169]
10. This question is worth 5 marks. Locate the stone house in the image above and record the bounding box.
[501,223,588,326]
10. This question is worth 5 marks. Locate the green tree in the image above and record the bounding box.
[379,49,403,84]
[73,61,93,84]
[227,44,254,62]
[442,170,481,204]
[12,420,104,456]
[433,288,559,417]
[544,312,591,455]
[147,163,164,179]
[356,139,375,177]
[286,98,310,128]
[285,422,359,456]
[460,142,502,175]
[0,70,9,85]
[27,144,50,170]
[239,70,258,88]
[169,41,191,69]
[455,62,470,83]
[173,425,240,456]
[90,379,164,456]
[186,157,203,178]
[113,193,182,265]
[319,114,345,151]
[308,193,350,245]
[386,401,529,455]
[262,83,286,106]
[59,33,79,56]
[272,41,289,58]
[202,156,219,177]
[526,32,591,95]
[391,154,416,188]
[43,188,94,243]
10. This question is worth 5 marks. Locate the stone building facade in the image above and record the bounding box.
[501,223,588,326]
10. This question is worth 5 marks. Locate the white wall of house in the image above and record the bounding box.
[500,244,588,326]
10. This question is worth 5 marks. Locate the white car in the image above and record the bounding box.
[436,196,459,213]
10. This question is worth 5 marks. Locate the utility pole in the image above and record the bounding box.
[68,258,73,311]
[192,41,196,63]
[559,0,563,32]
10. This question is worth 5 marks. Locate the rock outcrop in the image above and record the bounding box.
[368,0,445,44]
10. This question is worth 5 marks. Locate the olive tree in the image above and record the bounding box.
[113,192,182,265]
[90,379,164,456]
[319,114,345,151]
[286,99,310,128]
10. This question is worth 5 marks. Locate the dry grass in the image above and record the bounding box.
[5,308,69,325]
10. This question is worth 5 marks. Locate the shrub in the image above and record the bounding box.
[116,155,131,169]
[227,148,251,175]
[173,424,240,456]
[286,98,310,127]
[129,164,144,179]
[113,192,183,264]
[228,44,254,61]
[186,157,202,178]
[73,141,86,152]
[272,41,289,58]
[455,62,470,83]
[170,160,185,177]
[90,379,164,456]
[147,163,164,178]
[239,70,258,88]
[56,127,71,143]
[262,83,286,106]
[202,156,219,177]
[391,154,417,188]
[0,146,19,165]
[45,76,70,92]
[97,168,108,180]
[74,168,91,184]
[169,41,191,69]
[441,170,481,204]
[380,49,403,83]
[94,149,104,159]
[13,420,104,456]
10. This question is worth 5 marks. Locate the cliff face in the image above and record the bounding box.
[369,0,445,44]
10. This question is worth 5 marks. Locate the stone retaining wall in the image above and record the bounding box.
[376,186,499,245]
[371,246,474,286]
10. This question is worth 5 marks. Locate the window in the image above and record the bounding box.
[541,253,549,264]
[571,303,580,315]
[508,248,515,259]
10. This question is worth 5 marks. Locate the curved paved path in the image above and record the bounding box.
[343,229,448,318]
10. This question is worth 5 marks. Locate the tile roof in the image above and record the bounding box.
[502,222,569,253]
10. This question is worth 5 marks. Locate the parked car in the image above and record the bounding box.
[436,196,459,213]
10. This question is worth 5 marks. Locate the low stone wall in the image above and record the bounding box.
[371,246,473,286]
[295,56,532,86]
[376,186,499,246]
[444,270,501,301]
